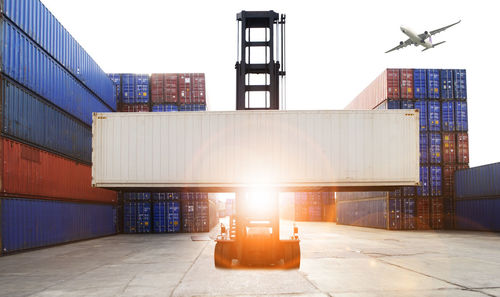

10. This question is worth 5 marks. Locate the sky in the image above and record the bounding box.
[41,0,499,167]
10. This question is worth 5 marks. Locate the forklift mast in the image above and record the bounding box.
[235,10,286,110]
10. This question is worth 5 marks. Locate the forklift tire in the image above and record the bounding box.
[283,242,301,269]
[214,242,232,268]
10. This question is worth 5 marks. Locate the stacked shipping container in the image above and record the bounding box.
[0,0,118,254]
[109,73,207,112]
[294,193,336,222]
[339,68,469,230]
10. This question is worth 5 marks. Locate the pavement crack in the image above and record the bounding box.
[375,257,497,297]
[169,241,210,297]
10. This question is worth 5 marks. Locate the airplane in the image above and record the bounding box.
[385,20,461,53]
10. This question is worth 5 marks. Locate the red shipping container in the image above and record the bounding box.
[443,165,456,197]
[0,138,116,203]
[346,69,400,110]
[400,69,414,99]
[457,132,469,164]
[165,74,178,103]
[119,104,150,112]
[416,198,430,229]
[442,132,456,164]
[178,73,192,104]
[191,73,206,104]
[430,198,443,229]
[151,74,165,103]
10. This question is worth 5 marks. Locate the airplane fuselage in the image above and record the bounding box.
[400,26,432,49]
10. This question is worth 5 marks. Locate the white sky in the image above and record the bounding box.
[41,0,499,167]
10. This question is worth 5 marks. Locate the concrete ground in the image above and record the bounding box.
[1,221,500,297]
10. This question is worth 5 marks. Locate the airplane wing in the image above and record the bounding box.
[385,39,413,53]
[418,20,461,39]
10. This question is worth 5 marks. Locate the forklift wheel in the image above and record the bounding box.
[283,242,301,269]
[214,242,232,268]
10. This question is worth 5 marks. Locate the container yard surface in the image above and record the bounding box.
[1,222,499,297]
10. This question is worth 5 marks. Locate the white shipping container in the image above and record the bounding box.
[92,110,419,190]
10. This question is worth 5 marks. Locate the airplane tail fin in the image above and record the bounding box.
[422,41,446,52]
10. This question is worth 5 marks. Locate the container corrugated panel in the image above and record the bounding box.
[178,73,193,104]
[152,193,180,233]
[388,198,402,230]
[2,0,116,109]
[416,197,430,229]
[118,104,150,112]
[426,69,440,99]
[430,198,443,229]
[429,132,442,164]
[195,193,209,232]
[386,69,400,99]
[121,74,149,104]
[181,192,196,232]
[0,20,114,125]
[413,69,427,99]
[336,197,388,229]
[402,186,416,197]
[456,198,500,231]
[455,163,500,199]
[308,205,323,221]
[123,193,151,233]
[443,165,455,197]
[440,69,454,99]
[428,101,440,131]
[0,197,115,254]
[419,132,429,164]
[456,132,469,164]
[152,104,178,112]
[418,166,430,196]
[414,100,428,131]
[430,166,442,196]
[441,101,455,131]
[400,69,413,99]
[191,73,206,104]
[92,111,420,190]
[455,101,468,131]
[403,198,416,229]
[135,75,150,103]
[453,70,467,99]
[108,74,121,97]
[151,74,164,104]
[1,77,92,163]
[345,70,390,110]
[401,100,414,109]
[0,138,116,203]
[179,104,206,111]
[442,133,456,164]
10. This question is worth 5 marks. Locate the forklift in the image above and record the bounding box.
[214,11,301,268]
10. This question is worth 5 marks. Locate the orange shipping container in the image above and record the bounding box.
[0,138,116,203]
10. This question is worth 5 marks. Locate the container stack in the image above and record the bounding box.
[454,163,500,232]
[108,73,207,112]
[338,68,469,230]
[294,193,335,222]
[0,0,118,254]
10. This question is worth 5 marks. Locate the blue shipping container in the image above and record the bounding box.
[123,193,151,233]
[455,163,500,199]
[429,132,442,164]
[2,0,116,109]
[456,198,500,232]
[388,198,402,230]
[418,166,430,196]
[426,69,440,99]
[121,74,149,104]
[1,77,92,163]
[403,198,416,229]
[428,100,441,131]
[402,187,416,197]
[453,69,467,99]
[441,101,455,131]
[1,19,114,125]
[414,100,428,131]
[1,198,115,254]
[336,198,388,229]
[108,73,121,96]
[180,104,207,112]
[455,101,468,131]
[385,100,400,109]
[153,200,181,233]
[152,104,179,112]
[413,69,427,99]
[420,132,429,164]
[401,100,414,109]
[440,69,454,99]
[430,165,442,196]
